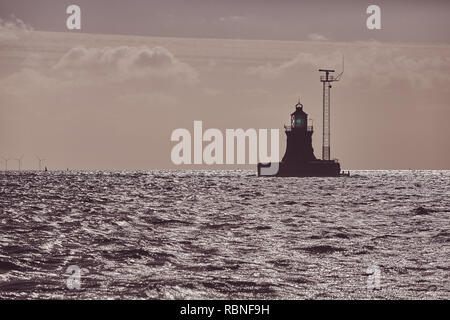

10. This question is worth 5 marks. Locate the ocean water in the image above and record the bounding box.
[0,170,448,300]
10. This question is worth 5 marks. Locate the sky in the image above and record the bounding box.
[0,0,449,170]
[1,0,450,43]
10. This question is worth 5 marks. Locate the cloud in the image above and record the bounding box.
[0,68,64,97]
[0,45,199,99]
[246,52,329,80]
[52,46,198,85]
[0,17,32,41]
[219,16,246,23]
[246,43,450,91]
[308,33,327,41]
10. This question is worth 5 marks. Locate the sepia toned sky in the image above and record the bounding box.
[1,0,450,170]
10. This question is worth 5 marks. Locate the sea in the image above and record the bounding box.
[0,170,449,299]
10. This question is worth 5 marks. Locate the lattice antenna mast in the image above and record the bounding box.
[319,57,343,160]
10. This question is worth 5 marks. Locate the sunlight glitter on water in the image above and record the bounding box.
[0,170,449,299]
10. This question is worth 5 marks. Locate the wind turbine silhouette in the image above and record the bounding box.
[14,155,24,171]
[36,156,46,171]
[2,157,10,171]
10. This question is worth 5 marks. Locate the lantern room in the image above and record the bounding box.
[290,102,308,130]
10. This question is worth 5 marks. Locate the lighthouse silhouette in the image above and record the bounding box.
[257,67,345,177]
[258,100,341,177]
[282,102,317,163]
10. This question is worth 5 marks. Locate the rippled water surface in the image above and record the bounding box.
[0,170,449,299]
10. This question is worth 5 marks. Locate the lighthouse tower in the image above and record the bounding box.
[281,101,316,163]
[257,99,341,177]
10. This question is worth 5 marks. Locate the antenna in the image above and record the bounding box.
[14,155,24,171]
[2,157,10,171]
[319,60,342,161]
[36,156,46,171]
